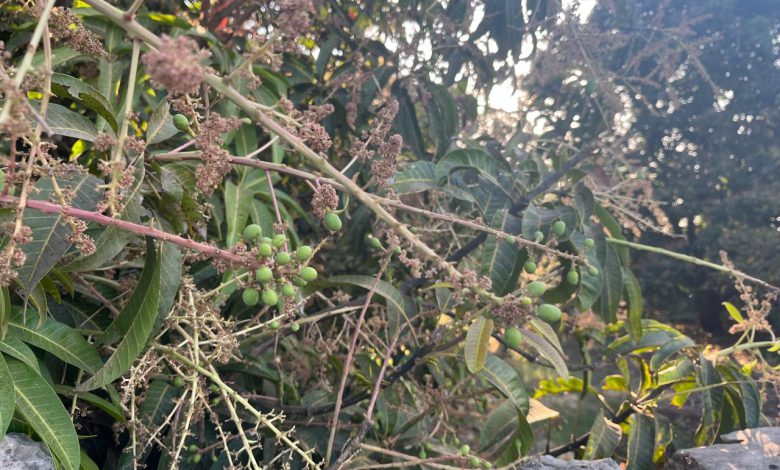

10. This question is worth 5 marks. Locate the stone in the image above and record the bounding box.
[667,427,780,470]
[0,433,55,470]
[517,455,621,469]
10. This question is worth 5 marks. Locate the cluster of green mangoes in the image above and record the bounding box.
[237,224,319,314]
[417,440,492,468]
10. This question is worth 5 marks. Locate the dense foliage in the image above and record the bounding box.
[0,1,777,469]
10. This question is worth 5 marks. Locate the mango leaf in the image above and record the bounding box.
[481,209,524,296]
[145,99,178,144]
[6,357,80,470]
[0,353,14,438]
[479,399,517,451]
[225,173,260,248]
[0,334,40,373]
[570,231,603,310]
[479,355,529,414]
[653,414,673,463]
[694,356,723,446]
[521,205,579,242]
[721,302,744,324]
[435,148,510,188]
[521,329,568,378]
[657,358,695,386]
[50,73,117,131]
[392,82,426,158]
[0,286,10,338]
[717,363,760,428]
[8,310,102,374]
[53,385,125,422]
[623,268,644,341]
[583,410,622,460]
[79,240,162,391]
[473,184,511,223]
[234,123,258,157]
[393,161,437,194]
[17,173,103,296]
[649,336,694,371]
[594,237,623,323]
[426,83,458,157]
[528,319,564,354]
[593,204,628,264]
[43,102,99,141]
[626,413,654,470]
[65,158,145,272]
[465,315,493,373]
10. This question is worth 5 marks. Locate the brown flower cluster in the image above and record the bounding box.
[48,7,106,57]
[0,42,31,137]
[0,225,32,286]
[276,0,315,51]
[349,100,403,187]
[142,35,211,96]
[194,114,243,194]
[65,217,96,256]
[311,183,338,219]
[280,97,334,153]
[93,133,115,152]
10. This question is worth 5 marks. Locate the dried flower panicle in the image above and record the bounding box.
[348,100,403,187]
[48,7,106,56]
[193,114,242,194]
[311,183,339,219]
[93,133,115,152]
[142,35,211,96]
[65,217,96,255]
[279,98,334,153]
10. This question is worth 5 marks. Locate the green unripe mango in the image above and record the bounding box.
[527,281,546,297]
[255,266,274,283]
[459,444,470,456]
[418,449,427,459]
[276,252,291,265]
[173,114,190,132]
[293,277,308,287]
[269,319,280,330]
[242,224,262,240]
[173,376,185,387]
[296,245,313,261]
[588,266,599,276]
[262,289,278,306]
[504,327,522,349]
[242,288,259,306]
[524,261,537,274]
[300,266,318,282]
[520,296,532,306]
[272,234,286,248]
[470,456,480,467]
[369,236,382,249]
[324,212,342,232]
[566,270,579,285]
[505,236,516,245]
[188,444,198,453]
[290,322,300,332]
[258,243,273,257]
[192,454,202,464]
[281,283,296,297]
[482,462,493,469]
[584,238,594,249]
[534,231,544,242]
[538,304,562,323]
[551,220,566,236]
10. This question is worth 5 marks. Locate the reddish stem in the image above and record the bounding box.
[0,194,249,266]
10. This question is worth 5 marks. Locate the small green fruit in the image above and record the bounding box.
[323,212,342,232]
[584,238,594,249]
[290,322,300,332]
[504,327,522,349]
[276,252,291,265]
[188,444,198,453]
[173,377,185,387]
[538,304,562,323]
[258,243,273,257]
[566,270,579,285]
[210,397,221,406]
[534,231,544,242]
[173,114,190,132]
[192,454,202,464]
[272,234,286,248]
[393,246,402,254]
[269,319,280,330]
[520,296,532,306]
[482,462,493,469]
[524,261,537,274]
[255,266,274,283]
[241,117,252,125]
[262,289,279,306]
[294,277,308,287]
[281,284,296,297]
[242,224,262,240]
[459,444,470,456]
[242,288,259,306]
[470,456,480,467]
[527,281,546,297]
[418,449,427,459]
[505,236,516,245]
[551,220,566,236]
[424,442,433,451]
[409,226,418,234]
[296,245,313,261]
[369,237,382,249]
[300,266,318,282]
[588,266,599,276]
[210,384,219,393]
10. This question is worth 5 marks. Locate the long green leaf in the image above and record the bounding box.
[521,329,568,378]
[623,268,644,341]
[50,73,117,131]
[0,354,14,438]
[479,355,529,413]
[481,209,524,295]
[393,161,437,194]
[0,334,41,373]
[0,286,10,338]
[146,98,178,144]
[43,102,99,141]
[224,178,255,248]
[53,385,125,422]
[594,239,623,323]
[583,410,622,460]
[79,241,162,391]
[626,413,654,470]
[649,336,694,371]
[479,399,517,451]
[6,357,80,470]
[8,310,102,374]
[17,173,103,296]
[465,315,493,373]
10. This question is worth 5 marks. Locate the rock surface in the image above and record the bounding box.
[667,427,780,470]
[0,433,55,470]
[517,455,621,469]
